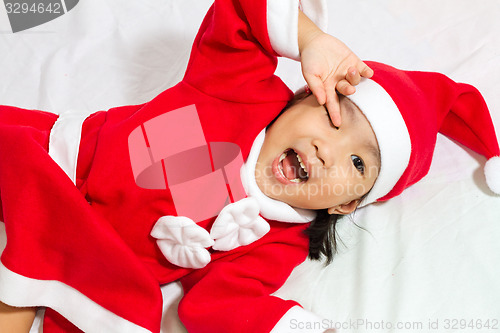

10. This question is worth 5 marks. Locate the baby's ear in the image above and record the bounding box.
[327,199,360,215]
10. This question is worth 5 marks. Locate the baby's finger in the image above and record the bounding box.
[336,79,356,96]
[358,62,374,78]
[324,75,338,108]
[325,93,342,127]
[304,73,327,105]
[346,66,361,86]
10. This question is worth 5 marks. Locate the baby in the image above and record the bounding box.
[0,0,376,331]
[1,0,499,332]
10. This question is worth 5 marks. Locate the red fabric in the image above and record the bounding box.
[0,106,56,222]
[43,309,83,333]
[179,221,309,333]
[0,106,163,333]
[0,0,308,332]
[183,0,290,104]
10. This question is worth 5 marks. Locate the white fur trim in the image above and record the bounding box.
[347,79,412,207]
[241,130,316,223]
[267,0,327,60]
[484,156,500,195]
[151,216,214,269]
[0,223,151,333]
[48,110,93,184]
[270,306,325,333]
[210,197,270,251]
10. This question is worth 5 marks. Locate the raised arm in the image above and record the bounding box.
[182,0,328,105]
[298,10,373,127]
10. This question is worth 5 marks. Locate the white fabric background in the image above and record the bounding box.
[1,0,499,332]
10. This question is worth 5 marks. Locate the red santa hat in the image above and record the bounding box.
[347,61,500,206]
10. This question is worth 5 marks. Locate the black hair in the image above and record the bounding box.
[304,210,340,264]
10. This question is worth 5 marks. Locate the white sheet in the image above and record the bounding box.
[1,0,499,332]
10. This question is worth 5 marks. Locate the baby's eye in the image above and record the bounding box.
[351,155,365,175]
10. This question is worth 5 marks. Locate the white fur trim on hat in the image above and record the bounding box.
[347,79,412,206]
[484,156,500,195]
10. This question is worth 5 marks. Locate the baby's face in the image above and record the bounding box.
[255,94,380,214]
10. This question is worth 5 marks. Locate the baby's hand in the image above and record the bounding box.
[300,31,373,127]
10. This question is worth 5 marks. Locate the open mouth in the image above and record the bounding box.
[278,149,309,183]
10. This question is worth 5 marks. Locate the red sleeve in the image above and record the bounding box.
[178,222,310,333]
[182,0,293,104]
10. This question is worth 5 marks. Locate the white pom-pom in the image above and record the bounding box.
[484,156,500,195]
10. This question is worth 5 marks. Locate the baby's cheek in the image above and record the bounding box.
[336,175,359,198]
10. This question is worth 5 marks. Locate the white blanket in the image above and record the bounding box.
[1,0,499,332]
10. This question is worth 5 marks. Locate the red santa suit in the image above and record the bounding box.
[0,0,328,332]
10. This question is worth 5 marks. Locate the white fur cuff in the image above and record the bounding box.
[267,0,327,60]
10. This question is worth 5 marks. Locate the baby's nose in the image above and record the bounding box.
[313,139,335,169]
